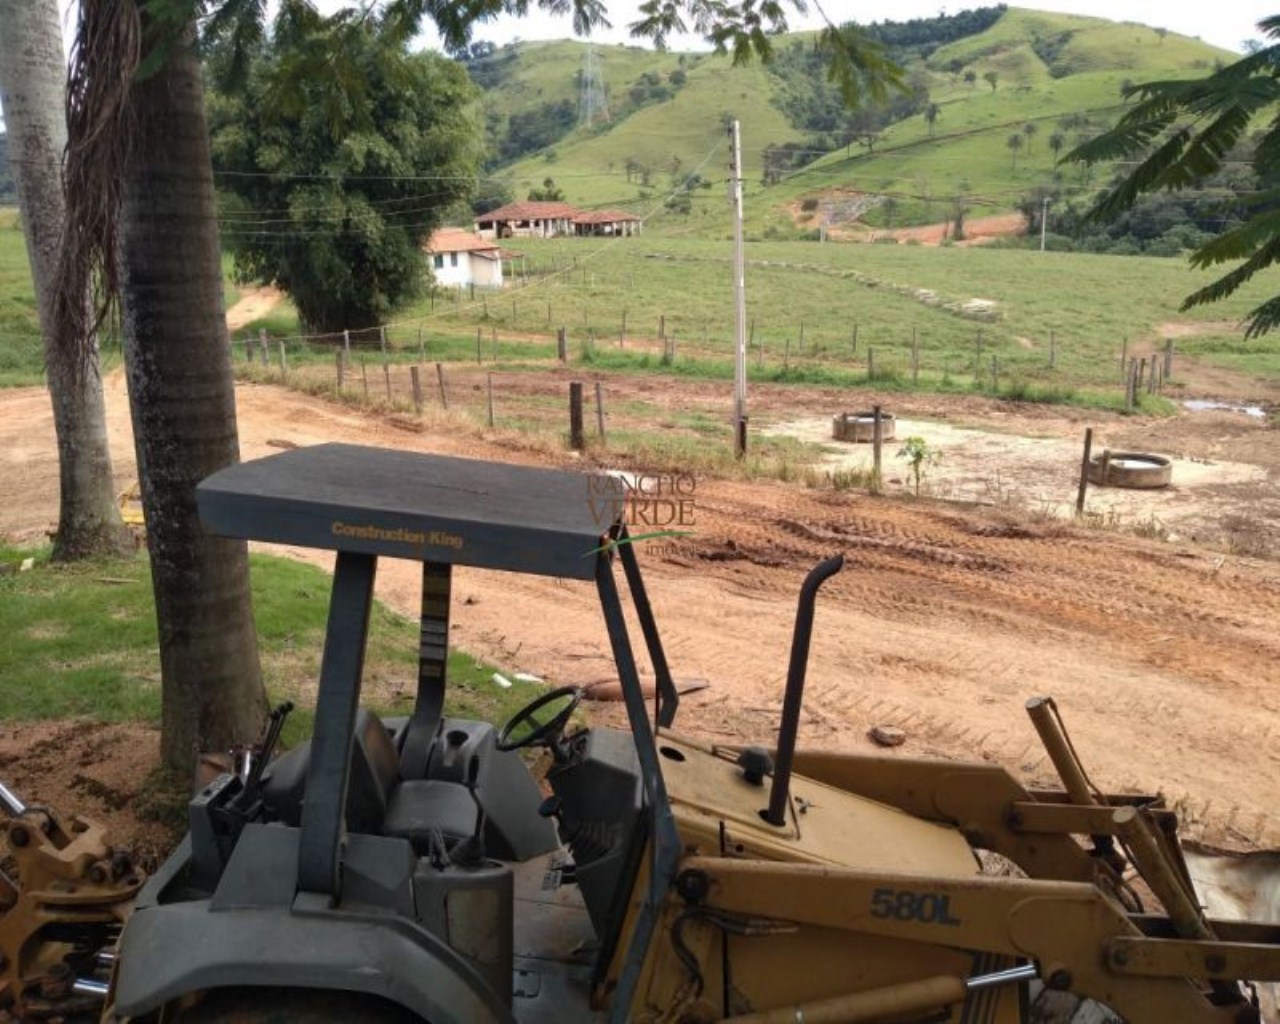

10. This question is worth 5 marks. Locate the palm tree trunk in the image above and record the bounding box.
[117,16,267,772]
[0,0,129,560]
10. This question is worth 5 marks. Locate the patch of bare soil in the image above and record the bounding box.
[875,212,1028,247]
[0,720,176,868]
[225,285,283,332]
[2,367,1279,855]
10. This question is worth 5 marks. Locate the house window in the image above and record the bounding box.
[450,253,459,267]
[433,254,444,269]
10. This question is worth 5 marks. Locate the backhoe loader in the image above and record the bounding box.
[81,443,1276,1022]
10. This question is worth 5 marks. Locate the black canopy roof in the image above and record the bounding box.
[196,443,621,579]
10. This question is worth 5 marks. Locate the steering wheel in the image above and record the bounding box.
[496,686,583,751]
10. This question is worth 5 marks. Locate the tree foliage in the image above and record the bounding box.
[1068,15,1280,336]
[860,5,1005,60]
[208,15,483,335]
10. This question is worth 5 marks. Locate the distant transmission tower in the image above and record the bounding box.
[579,43,610,127]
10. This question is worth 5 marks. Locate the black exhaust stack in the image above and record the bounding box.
[765,553,844,826]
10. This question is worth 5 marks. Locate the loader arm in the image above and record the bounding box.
[680,855,1279,1023]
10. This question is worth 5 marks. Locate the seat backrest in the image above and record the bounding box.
[345,709,401,833]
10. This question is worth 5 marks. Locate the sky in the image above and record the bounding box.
[432,1,1271,56]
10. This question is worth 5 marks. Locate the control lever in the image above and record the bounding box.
[231,700,293,814]
[449,757,487,867]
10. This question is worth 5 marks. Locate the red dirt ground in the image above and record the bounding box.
[2,345,1278,857]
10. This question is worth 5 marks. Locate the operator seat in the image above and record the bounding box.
[261,709,555,862]
[261,710,476,850]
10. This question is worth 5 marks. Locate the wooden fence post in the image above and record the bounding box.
[569,382,585,451]
[1163,338,1174,378]
[383,362,392,402]
[476,327,482,364]
[867,346,875,381]
[851,323,858,354]
[619,310,626,347]
[911,326,919,384]
[1049,329,1056,369]
[1076,427,1093,516]
[410,365,423,413]
[975,328,983,374]
[658,314,665,340]
[872,405,884,493]
[798,319,805,353]
[243,335,253,364]
[1120,336,1128,379]
[435,363,448,409]
[278,340,287,376]
[595,381,606,443]
[360,356,369,400]
[783,335,790,371]
[991,355,999,392]
[417,327,424,362]
[487,373,494,427]
[379,325,388,361]
[258,328,269,366]
[491,327,498,361]
[343,329,351,362]
[336,349,345,390]
[557,327,567,362]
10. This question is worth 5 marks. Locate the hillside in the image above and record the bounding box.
[461,7,1237,236]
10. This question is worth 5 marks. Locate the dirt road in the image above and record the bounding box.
[2,364,1278,852]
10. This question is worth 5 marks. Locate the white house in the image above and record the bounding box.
[425,227,505,288]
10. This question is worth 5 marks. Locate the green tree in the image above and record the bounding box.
[964,68,977,88]
[1007,132,1023,168]
[983,69,998,92]
[1022,121,1037,154]
[57,2,269,772]
[528,176,565,201]
[1069,15,1280,336]
[1048,131,1066,163]
[211,23,481,336]
[925,101,940,136]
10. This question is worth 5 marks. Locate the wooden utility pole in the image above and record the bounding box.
[731,119,749,458]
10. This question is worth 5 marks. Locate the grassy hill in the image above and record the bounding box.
[765,9,1234,233]
[479,41,804,216]
[465,8,1236,236]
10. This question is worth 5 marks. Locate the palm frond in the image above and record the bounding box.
[1188,207,1280,267]
[1182,233,1280,310]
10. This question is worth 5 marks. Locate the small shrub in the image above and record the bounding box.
[897,436,940,496]
[800,197,820,212]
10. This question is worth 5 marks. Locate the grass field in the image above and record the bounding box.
[236,237,1271,403]
[0,548,541,747]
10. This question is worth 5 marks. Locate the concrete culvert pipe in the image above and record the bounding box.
[832,411,896,443]
[1087,451,1172,489]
